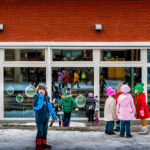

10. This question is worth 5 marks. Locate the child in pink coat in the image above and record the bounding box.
[116,85,135,138]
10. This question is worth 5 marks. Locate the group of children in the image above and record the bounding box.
[33,82,150,150]
[104,83,150,138]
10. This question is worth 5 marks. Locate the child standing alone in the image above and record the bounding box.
[134,83,150,134]
[33,84,57,150]
[58,88,78,127]
[116,85,135,138]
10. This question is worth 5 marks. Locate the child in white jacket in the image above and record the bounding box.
[104,87,117,135]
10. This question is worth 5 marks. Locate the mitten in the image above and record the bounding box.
[39,93,44,99]
[75,108,79,112]
[140,110,144,117]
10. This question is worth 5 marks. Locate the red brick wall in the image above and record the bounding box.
[0,0,150,42]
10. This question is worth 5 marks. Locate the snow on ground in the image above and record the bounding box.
[6,122,86,127]
[0,129,150,150]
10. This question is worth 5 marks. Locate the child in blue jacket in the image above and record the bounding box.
[33,84,57,150]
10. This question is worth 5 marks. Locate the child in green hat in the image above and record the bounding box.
[134,83,150,134]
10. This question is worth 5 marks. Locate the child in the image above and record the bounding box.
[86,93,96,122]
[73,70,80,88]
[33,84,58,150]
[104,87,117,135]
[58,88,78,127]
[116,85,135,138]
[134,83,150,134]
[50,98,62,127]
[114,83,123,131]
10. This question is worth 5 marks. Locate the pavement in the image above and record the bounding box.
[0,119,150,132]
[1,129,150,150]
[1,120,150,150]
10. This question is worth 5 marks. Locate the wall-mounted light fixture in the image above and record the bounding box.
[95,24,102,31]
[0,24,3,31]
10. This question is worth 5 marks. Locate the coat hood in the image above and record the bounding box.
[118,93,131,106]
[61,94,72,102]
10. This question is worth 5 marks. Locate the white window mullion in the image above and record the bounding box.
[51,62,94,67]
[46,46,51,98]
[93,49,100,98]
[0,49,4,120]
[141,49,148,102]
[99,62,143,68]
[3,62,47,67]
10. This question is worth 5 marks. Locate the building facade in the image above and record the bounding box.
[0,0,150,120]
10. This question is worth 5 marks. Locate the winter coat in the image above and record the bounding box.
[74,72,79,82]
[86,97,96,111]
[95,102,100,111]
[58,94,77,113]
[115,92,121,104]
[116,93,135,121]
[134,93,150,119]
[104,96,117,121]
[63,73,69,83]
[33,93,57,123]
[58,75,63,84]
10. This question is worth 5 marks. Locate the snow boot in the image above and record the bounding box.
[59,121,61,127]
[114,126,120,132]
[95,118,99,122]
[49,122,53,127]
[35,139,43,150]
[139,126,148,134]
[42,139,52,149]
[143,126,149,134]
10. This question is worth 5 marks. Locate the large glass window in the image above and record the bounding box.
[5,49,45,61]
[99,67,141,117]
[53,49,93,61]
[52,67,94,117]
[147,49,150,62]
[100,49,140,61]
[4,67,46,118]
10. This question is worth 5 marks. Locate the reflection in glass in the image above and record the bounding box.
[52,67,94,117]
[16,94,24,103]
[147,49,150,62]
[100,49,140,61]
[4,67,46,118]
[5,49,45,61]
[99,67,141,117]
[53,49,93,61]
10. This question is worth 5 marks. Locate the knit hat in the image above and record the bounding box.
[58,72,62,76]
[121,85,130,93]
[38,84,47,91]
[66,88,71,94]
[88,92,94,97]
[134,83,144,94]
[106,87,115,96]
[134,83,144,106]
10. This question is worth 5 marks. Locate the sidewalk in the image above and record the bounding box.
[0,120,149,132]
[1,129,150,150]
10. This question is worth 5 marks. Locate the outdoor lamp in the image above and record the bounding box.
[0,24,3,30]
[95,24,102,31]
